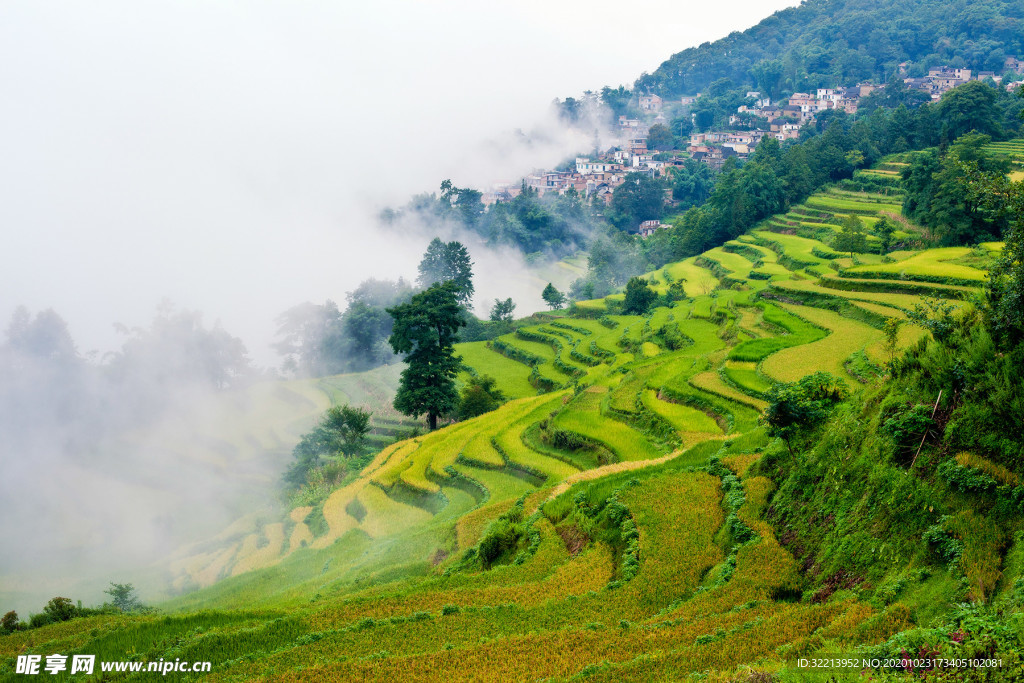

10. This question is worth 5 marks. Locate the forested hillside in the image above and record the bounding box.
[638,0,1024,96]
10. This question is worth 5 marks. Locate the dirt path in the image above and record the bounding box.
[543,450,684,502]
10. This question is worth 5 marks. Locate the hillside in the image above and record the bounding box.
[638,0,1024,96]
[4,154,1021,680]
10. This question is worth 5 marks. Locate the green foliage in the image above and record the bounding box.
[386,180,594,259]
[489,297,516,322]
[622,277,657,315]
[42,596,78,623]
[541,283,566,310]
[959,160,1024,346]
[906,297,958,343]
[874,215,896,254]
[388,281,466,430]
[0,610,20,633]
[609,173,665,230]
[285,404,372,487]
[880,401,934,463]
[833,214,868,257]
[641,0,1024,100]
[417,237,475,305]
[104,582,143,613]
[763,372,848,453]
[273,278,415,376]
[671,159,717,209]
[901,133,1012,245]
[458,375,506,420]
[646,123,675,151]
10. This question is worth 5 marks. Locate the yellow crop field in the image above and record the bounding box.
[761,304,882,382]
[845,246,988,282]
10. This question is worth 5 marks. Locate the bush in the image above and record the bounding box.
[43,597,77,623]
[478,519,521,568]
[880,402,933,463]
[1,610,20,633]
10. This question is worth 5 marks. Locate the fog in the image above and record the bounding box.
[0,0,800,614]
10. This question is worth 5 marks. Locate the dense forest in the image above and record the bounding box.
[637,0,1024,97]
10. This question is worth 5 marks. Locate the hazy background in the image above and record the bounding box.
[0,0,800,365]
[0,0,801,614]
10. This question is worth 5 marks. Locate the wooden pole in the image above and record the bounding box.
[910,390,942,470]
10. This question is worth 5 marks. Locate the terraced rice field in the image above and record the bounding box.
[844,246,989,283]
[23,172,996,682]
[761,304,883,382]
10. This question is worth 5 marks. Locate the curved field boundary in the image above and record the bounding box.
[760,304,883,383]
[728,303,827,363]
[842,247,988,284]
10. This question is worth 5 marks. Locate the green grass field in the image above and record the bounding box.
[843,247,989,283]
[6,168,1010,682]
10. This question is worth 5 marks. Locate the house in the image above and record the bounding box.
[626,135,649,155]
[929,66,971,81]
[638,220,665,238]
[639,94,663,112]
[788,93,815,109]
[525,172,572,195]
[576,158,616,175]
[631,154,653,168]
[1006,56,1024,72]
[680,96,698,106]
[722,142,750,159]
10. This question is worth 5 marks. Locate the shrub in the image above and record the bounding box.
[880,403,933,463]
[43,597,77,623]
[1,610,20,633]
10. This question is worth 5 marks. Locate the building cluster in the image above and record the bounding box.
[482,114,682,206]
[900,57,1024,97]
[481,59,1024,233]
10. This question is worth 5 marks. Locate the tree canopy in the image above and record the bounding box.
[387,281,466,430]
[417,238,475,306]
[541,283,566,310]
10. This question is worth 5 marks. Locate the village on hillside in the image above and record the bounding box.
[479,57,1024,240]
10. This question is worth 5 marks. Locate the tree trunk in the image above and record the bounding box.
[428,412,437,431]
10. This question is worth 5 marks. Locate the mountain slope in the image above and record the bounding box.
[6,157,1021,680]
[638,0,1024,96]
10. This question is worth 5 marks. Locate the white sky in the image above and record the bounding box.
[0,1,800,365]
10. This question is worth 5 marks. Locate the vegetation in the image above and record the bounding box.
[387,281,466,431]
[637,0,1024,97]
[7,164,1022,678]
[8,4,1024,679]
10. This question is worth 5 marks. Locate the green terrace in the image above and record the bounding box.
[4,163,1011,682]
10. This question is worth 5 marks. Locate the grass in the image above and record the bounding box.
[843,247,989,283]
[10,193,1008,682]
[456,342,537,399]
[752,230,835,264]
[760,304,883,383]
[728,303,827,362]
[722,360,773,397]
[554,387,666,462]
[641,390,723,435]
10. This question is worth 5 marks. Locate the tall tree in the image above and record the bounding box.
[610,173,665,230]
[489,298,516,322]
[541,283,566,310]
[622,277,658,314]
[387,281,466,430]
[417,238,475,305]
